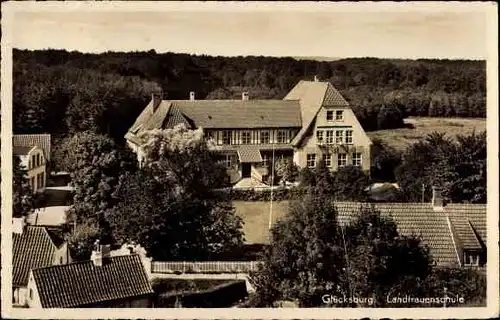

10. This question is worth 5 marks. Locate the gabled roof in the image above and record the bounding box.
[13,134,51,161]
[284,81,350,147]
[125,98,302,144]
[13,226,61,287]
[32,254,154,308]
[238,201,487,268]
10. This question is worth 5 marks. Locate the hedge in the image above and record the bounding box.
[216,187,308,201]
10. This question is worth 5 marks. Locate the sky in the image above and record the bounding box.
[8,2,492,60]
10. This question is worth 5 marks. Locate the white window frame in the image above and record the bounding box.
[336,130,344,144]
[241,131,252,144]
[277,130,288,144]
[338,153,347,167]
[316,130,324,143]
[222,131,231,145]
[336,110,344,121]
[326,110,334,121]
[346,130,353,144]
[352,152,362,167]
[326,130,334,144]
[262,154,269,167]
[323,153,332,168]
[307,154,316,168]
[260,131,270,144]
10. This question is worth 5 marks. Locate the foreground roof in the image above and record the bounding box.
[13,134,51,161]
[235,201,487,268]
[32,254,154,308]
[13,226,60,287]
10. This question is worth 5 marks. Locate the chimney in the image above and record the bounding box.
[13,216,26,234]
[432,186,444,211]
[189,91,195,101]
[151,92,162,112]
[242,92,249,101]
[90,240,111,267]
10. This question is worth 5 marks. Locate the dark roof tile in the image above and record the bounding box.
[32,254,154,308]
[13,134,51,161]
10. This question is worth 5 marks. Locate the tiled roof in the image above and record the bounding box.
[173,100,302,129]
[13,226,58,287]
[13,146,34,156]
[237,146,263,163]
[240,201,487,268]
[211,143,294,153]
[32,254,154,308]
[284,81,350,147]
[13,134,51,161]
[165,104,191,128]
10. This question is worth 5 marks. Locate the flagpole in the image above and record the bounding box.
[269,139,275,231]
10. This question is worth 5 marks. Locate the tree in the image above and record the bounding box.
[314,158,334,196]
[282,159,300,183]
[370,138,402,182]
[106,125,244,260]
[248,189,345,307]
[13,155,35,218]
[377,103,404,130]
[332,165,370,201]
[298,167,316,187]
[63,131,137,227]
[344,205,432,306]
[66,221,102,261]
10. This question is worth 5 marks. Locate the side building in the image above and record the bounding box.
[125,79,371,184]
[13,134,51,193]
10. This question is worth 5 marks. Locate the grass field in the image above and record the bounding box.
[367,117,486,152]
[234,200,290,244]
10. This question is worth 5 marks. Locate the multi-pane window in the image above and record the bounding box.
[262,154,269,167]
[307,154,316,168]
[338,153,347,167]
[277,130,288,143]
[336,110,344,120]
[223,155,232,168]
[323,153,332,167]
[464,251,480,266]
[206,131,216,141]
[316,130,324,143]
[222,131,231,145]
[326,130,334,144]
[352,153,362,167]
[346,130,353,144]
[336,130,344,144]
[326,110,334,121]
[241,131,251,144]
[260,131,270,144]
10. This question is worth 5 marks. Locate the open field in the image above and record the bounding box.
[234,201,289,244]
[367,117,486,152]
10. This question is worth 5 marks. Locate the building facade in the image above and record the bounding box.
[13,134,51,193]
[125,79,372,184]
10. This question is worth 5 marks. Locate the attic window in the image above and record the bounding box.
[464,250,480,266]
[326,110,334,121]
[336,110,344,120]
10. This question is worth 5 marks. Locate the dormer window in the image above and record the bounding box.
[336,110,344,120]
[464,250,480,266]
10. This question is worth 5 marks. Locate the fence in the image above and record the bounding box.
[151,261,263,274]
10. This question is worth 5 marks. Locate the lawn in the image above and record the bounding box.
[234,200,290,244]
[367,117,486,152]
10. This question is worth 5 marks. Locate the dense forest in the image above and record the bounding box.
[13,49,486,145]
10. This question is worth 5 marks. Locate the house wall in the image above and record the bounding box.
[294,106,371,172]
[53,243,72,265]
[23,147,47,193]
[13,286,28,307]
[26,272,42,308]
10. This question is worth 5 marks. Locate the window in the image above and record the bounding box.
[336,130,344,144]
[464,251,480,266]
[323,154,332,168]
[206,131,216,141]
[326,110,334,121]
[32,155,36,168]
[338,153,347,167]
[241,131,251,144]
[30,177,35,191]
[36,154,40,167]
[260,131,270,144]
[41,172,45,188]
[346,130,353,144]
[307,154,316,168]
[262,154,269,167]
[352,153,362,167]
[222,131,231,145]
[316,130,324,143]
[326,130,334,144]
[29,289,33,300]
[336,110,344,120]
[222,155,232,168]
[277,130,288,143]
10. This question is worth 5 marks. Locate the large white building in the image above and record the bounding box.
[125,79,372,184]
